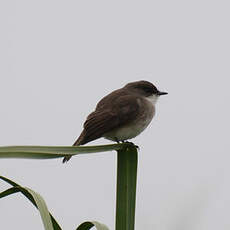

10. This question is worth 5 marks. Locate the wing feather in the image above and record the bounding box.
[75,95,140,145]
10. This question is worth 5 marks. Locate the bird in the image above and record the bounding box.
[63,80,167,163]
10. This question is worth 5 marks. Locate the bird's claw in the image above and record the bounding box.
[121,141,139,150]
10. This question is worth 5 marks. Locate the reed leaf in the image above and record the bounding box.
[0,175,62,230]
[0,175,110,230]
[116,146,138,230]
[0,142,138,230]
[0,144,129,159]
[76,221,109,230]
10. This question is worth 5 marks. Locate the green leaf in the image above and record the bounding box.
[0,175,62,230]
[0,179,110,230]
[76,221,109,230]
[115,146,138,230]
[0,142,138,230]
[0,186,53,230]
[26,187,54,230]
[0,144,130,159]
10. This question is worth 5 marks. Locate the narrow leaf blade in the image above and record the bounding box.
[115,146,138,230]
[76,221,109,230]
[0,144,130,159]
[25,187,54,230]
[0,175,62,230]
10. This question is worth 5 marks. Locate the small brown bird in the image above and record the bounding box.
[63,80,167,163]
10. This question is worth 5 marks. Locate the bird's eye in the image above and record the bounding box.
[144,87,153,93]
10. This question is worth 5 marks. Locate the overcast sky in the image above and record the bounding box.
[0,0,230,229]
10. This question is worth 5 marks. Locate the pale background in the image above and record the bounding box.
[0,0,230,229]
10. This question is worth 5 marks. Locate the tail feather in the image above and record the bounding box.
[62,131,85,163]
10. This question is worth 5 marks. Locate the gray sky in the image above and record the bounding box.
[0,0,230,229]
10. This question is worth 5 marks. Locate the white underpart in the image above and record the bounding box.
[146,94,159,105]
[104,94,158,141]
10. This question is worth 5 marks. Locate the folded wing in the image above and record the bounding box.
[74,95,140,145]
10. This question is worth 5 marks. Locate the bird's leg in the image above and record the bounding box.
[123,140,139,150]
[115,137,120,144]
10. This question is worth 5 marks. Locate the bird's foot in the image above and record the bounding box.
[115,137,121,144]
[121,140,139,150]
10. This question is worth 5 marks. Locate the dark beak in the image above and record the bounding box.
[157,91,168,96]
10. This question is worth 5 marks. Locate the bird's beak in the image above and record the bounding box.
[157,91,168,96]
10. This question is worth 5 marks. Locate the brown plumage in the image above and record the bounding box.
[62,80,167,163]
[62,94,140,163]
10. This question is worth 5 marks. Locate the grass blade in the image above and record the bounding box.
[0,186,21,198]
[0,175,62,230]
[115,146,138,230]
[26,187,54,230]
[0,144,130,159]
[76,221,109,230]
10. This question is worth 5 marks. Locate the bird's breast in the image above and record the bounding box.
[104,99,155,141]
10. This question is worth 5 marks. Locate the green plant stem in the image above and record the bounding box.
[115,146,138,230]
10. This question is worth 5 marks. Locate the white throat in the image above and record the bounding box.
[146,94,159,105]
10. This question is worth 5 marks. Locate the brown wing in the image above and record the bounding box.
[73,95,140,145]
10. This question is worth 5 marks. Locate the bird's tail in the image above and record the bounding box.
[62,132,84,163]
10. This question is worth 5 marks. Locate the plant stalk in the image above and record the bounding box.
[115,146,138,230]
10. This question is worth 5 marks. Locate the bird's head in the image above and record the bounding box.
[125,80,168,104]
